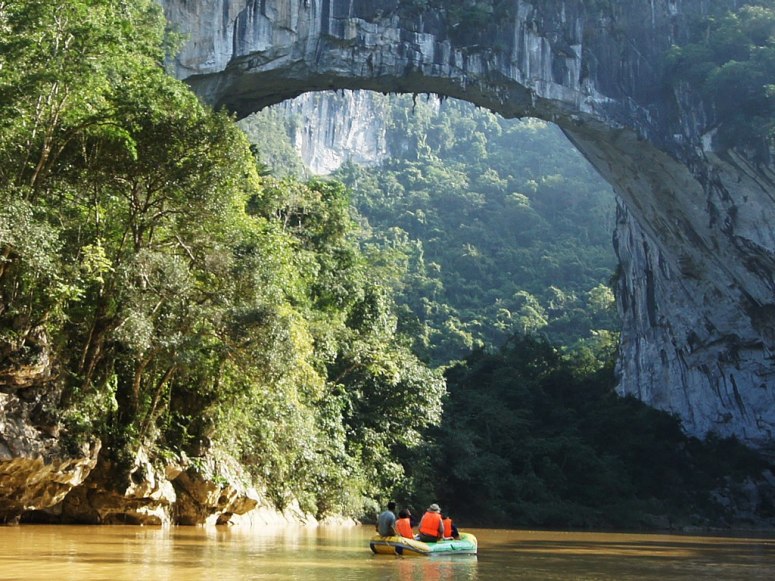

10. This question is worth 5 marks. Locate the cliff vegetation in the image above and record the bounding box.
[1,0,773,529]
[665,1,775,158]
[247,89,774,528]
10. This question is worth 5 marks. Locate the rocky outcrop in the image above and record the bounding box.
[0,302,308,527]
[17,447,272,526]
[159,0,775,452]
[0,327,52,388]
[0,382,100,523]
[171,454,260,526]
[49,449,179,525]
[0,373,291,526]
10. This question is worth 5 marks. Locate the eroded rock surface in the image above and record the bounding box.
[0,386,100,523]
[20,448,261,526]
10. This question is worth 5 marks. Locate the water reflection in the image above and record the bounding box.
[0,525,773,581]
[392,555,478,581]
[474,529,775,580]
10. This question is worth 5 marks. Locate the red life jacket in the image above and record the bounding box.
[396,517,413,538]
[442,517,453,537]
[419,511,442,538]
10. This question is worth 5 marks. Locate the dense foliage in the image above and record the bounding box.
[331,96,619,365]
[0,0,444,518]
[249,91,774,527]
[414,336,771,529]
[665,1,775,157]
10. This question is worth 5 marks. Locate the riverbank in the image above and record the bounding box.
[0,436,351,527]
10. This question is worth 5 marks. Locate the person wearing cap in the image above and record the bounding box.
[417,503,445,542]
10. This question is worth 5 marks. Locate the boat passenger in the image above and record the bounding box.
[396,509,414,538]
[441,513,459,539]
[417,503,445,542]
[376,501,398,537]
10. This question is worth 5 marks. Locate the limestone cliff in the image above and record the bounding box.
[159,0,775,452]
[276,90,389,174]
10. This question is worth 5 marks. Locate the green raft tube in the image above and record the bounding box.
[369,532,478,556]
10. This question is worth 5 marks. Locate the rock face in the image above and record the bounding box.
[277,90,389,174]
[159,0,775,451]
[0,384,100,523]
[16,445,269,526]
[0,363,272,525]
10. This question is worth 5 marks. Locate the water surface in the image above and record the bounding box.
[0,525,773,580]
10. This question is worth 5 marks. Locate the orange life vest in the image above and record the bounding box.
[442,517,453,537]
[396,517,413,538]
[419,511,443,538]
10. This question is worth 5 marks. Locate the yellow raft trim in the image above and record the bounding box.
[369,532,478,557]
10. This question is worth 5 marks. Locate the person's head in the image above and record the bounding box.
[427,503,441,513]
[441,513,448,520]
[398,509,410,519]
[387,501,396,511]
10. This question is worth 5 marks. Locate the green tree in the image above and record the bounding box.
[1,0,446,520]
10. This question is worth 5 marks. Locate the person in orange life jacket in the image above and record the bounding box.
[417,503,444,542]
[441,513,459,539]
[395,509,414,538]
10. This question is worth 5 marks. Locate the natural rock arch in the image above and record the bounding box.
[160,0,775,452]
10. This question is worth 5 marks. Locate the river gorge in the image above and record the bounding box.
[2,0,775,534]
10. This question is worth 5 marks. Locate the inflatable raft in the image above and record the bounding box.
[369,532,477,557]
